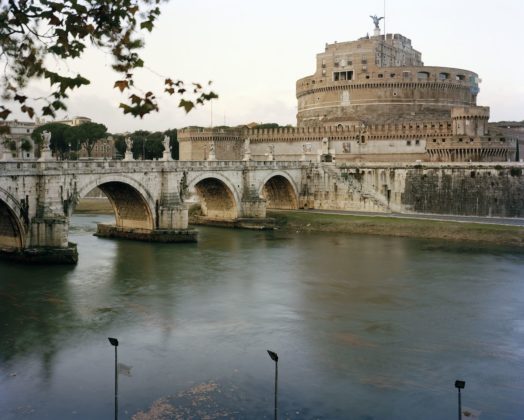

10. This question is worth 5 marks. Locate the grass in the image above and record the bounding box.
[268,210,524,247]
[74,198,113,214]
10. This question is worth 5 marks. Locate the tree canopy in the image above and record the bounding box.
[0,0,217,122]
[67,121,108,157]
[113,128,178,160]
[31,122,72,159]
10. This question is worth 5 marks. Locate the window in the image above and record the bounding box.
[415,140,420,145]
[378,73,383,78]
[390,73,396,78]
[361,59,367,65]
[456,74,466,81]
[417,71,430,80]
[439,72,450,80]
[406,140,412,146]
[403,71,411,78]
[333,71,353,81]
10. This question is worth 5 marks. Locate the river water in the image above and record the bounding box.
[1,214,523,419]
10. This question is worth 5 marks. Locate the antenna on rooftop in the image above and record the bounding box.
[383,0,386,36]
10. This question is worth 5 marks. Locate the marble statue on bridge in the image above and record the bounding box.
[162,135,172,161]
[124,137,134,161]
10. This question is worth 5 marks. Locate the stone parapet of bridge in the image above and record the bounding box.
[0,159,307,263]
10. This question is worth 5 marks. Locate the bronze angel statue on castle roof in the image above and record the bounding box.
[370,15,384,29]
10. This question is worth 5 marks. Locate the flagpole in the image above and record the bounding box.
[383,0,386,36]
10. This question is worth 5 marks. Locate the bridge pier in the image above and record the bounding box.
[237,187,275,230]
[0,216,78,264]
[95,197,197,243]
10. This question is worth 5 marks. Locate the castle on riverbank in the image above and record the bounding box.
[179,19,516,163]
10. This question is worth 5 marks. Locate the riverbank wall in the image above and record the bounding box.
[301,163,524,217]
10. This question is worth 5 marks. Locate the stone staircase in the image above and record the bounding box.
[302,163,398,213]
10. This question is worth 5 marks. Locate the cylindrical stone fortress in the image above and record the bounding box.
[296,34,480,127]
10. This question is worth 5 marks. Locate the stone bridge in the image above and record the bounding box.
[0,159,305,262]
[2,159,524,263]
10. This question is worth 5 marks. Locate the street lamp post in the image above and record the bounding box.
[455,380,465,420]
[267,350,279,420]
[108,338,119,420]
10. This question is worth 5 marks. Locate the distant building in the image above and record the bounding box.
[0,120,37,160]
[54,116,92,126]
[180,22,516,162]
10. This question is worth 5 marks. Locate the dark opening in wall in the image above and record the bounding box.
[333,71,353,81]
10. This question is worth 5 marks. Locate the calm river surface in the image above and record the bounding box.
[1,214,524,419]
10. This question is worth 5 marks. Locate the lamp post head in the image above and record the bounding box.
[108,337,119,347]
[267,350,278,362]
[455,380,465,389]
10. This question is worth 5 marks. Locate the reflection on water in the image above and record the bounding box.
[1,214,524,419]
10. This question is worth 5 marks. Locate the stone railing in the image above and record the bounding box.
[0,159,307,175]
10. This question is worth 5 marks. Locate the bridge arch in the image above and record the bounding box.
[0,188,26,249]
[259,171,299,210]
[187,173,240,220]
[76,175,155,230]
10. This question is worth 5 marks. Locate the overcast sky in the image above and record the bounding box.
[10,0,524,133]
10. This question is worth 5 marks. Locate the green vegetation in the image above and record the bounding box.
[20,138,32,152]
[113,128,179,160]
[32,121,107,158]
[250,123,291,129]
[268,211,524,247]
[0,1,216,121]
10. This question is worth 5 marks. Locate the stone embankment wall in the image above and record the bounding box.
[302,163,524,217]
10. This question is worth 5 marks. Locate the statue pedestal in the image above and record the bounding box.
[38,150,52,161]
[124,151,134,161]
[162,151,172,161]
[266,153,274,161]
[300,153,306,161]
[243,152,251,161]
[208,152,216,161]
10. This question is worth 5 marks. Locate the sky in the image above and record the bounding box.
[8,0,524,133]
